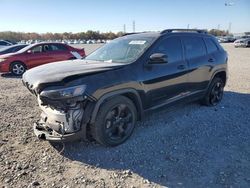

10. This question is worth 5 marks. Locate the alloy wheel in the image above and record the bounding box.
[104,104,134,141]
[12,64,25,75]
[209,82,224,105]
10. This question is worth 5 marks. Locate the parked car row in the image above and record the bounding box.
[19,39,110,45]
[217,35,250,44]
[216,35,250,48]
[217,36,236,43]
[0,42,85,75]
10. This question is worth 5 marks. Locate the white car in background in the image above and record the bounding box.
[0,40,13,49]
[234,38,250,48]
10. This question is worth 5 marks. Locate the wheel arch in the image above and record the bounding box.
[212,69,227,85]
[89,89,143,124]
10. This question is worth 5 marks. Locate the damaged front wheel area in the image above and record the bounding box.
[91,96,137,147]
[33,96,92,142]
[33,94,137,146]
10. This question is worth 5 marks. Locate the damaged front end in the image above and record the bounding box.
[25,83,95,142]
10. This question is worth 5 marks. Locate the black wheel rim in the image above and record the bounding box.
[104,104,134,141]
[210,82,223,105]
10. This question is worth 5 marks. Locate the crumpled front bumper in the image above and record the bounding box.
[32,96,87,142]
[33,121,85,142]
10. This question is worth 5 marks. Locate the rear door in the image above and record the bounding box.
[143,36,189,107]
[182,36,211,93]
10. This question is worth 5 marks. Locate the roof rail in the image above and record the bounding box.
[122,32,150,36]
[161,29,207,34]
[122,32,139,36]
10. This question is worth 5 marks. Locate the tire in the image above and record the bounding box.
[92,96,137,146]
[201,77,224,106]
[11,62,26,76]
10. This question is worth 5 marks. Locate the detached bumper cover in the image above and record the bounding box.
[33,121,85,142]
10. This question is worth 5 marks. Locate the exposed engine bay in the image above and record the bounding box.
[34,95,91,141]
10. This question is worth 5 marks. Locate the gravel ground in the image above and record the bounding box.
[0,43,250,188]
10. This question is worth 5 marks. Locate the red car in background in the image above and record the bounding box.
[0,42,85,75]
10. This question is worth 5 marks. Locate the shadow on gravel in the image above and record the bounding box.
[54,91,250,187]
[1,73,22,79]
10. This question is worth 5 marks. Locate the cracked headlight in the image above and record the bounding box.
[40,85,86,100]
[0,58,6,63]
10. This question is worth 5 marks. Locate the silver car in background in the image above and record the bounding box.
[234,38,250,48]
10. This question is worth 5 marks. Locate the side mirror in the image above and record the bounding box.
[149,53,168,64]
[27,50,32,54]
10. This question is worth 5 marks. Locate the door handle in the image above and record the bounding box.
[177,64,186,70]
[208,58,215,62]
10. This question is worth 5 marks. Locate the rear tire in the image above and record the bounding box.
[91,96,137,147]
[11,62,26,76]
[201,77,224,106]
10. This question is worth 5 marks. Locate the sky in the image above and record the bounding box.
[0,0,249,34]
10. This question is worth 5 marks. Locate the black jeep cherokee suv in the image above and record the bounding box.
[22,29,228,146]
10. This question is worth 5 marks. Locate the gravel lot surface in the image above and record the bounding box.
[0,44,250,188]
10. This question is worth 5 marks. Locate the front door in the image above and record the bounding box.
[143,36,189,108]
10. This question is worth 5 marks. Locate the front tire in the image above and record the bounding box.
[11,62,26,76]
[201,77,224,106]
[92,96,137,147]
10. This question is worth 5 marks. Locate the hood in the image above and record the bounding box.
[22,59,125,90]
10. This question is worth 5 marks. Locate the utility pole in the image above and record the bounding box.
[123,24,126,33]
[217,24,220,30]
[133,21,135,33]
[228,22,232,33]
[187,24,190,29]
[225,1,234,34]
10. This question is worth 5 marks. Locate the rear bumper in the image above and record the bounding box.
[33,121,85,142]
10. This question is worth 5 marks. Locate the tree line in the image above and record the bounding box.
[0,29,230,42]
[0,30,124,42]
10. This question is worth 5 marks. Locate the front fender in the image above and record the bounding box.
[89,88,143,124]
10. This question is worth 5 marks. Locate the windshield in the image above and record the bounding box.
[85,36,155,63]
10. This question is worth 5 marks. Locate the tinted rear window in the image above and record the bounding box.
[204,38,218,54]
[182,36,206,59]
